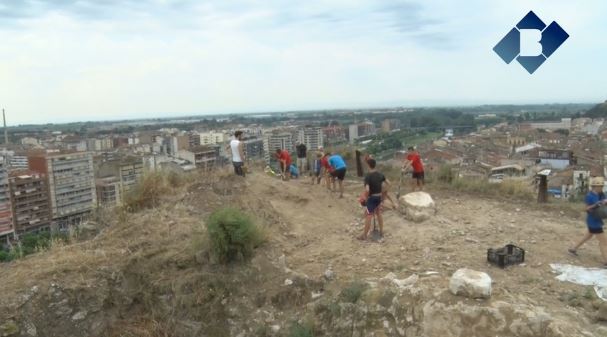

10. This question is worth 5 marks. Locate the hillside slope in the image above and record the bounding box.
[0,169,606,337]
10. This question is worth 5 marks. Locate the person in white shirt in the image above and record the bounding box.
[229,131,246,177]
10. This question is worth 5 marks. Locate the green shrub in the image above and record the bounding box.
[206,208,263,264]
[339,281,368,303]
[288,322,314,337]
[0,250,15,262]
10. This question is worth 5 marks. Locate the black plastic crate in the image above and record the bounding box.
[487,244,525,268]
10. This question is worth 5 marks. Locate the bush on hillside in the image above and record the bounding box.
[123,172,170,212]
[206,208,263,264]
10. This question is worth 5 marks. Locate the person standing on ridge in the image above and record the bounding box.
[328,153,347,198]
[275,148,292,181]
[229,131,246,177]
[358,158,386,240]
[296,142,307,174]
[568,177,607,268]
[403,146,424,191]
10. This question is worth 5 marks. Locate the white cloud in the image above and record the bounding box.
[0,0,605,125]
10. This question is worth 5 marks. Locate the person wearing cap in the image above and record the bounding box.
[568,176,607,268]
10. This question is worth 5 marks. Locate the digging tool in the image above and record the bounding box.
[396,169,404,199]
[370,213,382,242]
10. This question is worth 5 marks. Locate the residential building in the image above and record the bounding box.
[9,171,52,234]
[21,137,39,146]
[323,125,347,144]
[200,132,226,145]
[177,145,220,170]
[298,127,324,151]
[97,156,145,196]
[113,137,129,148]
[9,152,29,171]
[95,177,121,207]
[526,118,572,131]
[188,132,201,148]
[242,137,264,160]
[263,132,294,163]
[86,138,113,152]
[62,136,87,152]
[170,135,190,155]
[381,119,400,133]
[348,124,359,142]
[0,161,13,240]
[538,149,575,170]
[28,151,97,229]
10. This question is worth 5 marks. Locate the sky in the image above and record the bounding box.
[0,0,606,125]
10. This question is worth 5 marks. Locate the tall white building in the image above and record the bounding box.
[348,124,359,143]
[298,127,324,151]
[200,132,226,145]
[263,132,294,163]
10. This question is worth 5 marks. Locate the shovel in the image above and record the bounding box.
[396,169,404,199]
[370,214,382,242]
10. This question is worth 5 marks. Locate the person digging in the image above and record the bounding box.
[568,176,607,268]
[358,158,386,240]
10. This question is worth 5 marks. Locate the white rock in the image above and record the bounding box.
[399,192,437,222]
[72,310,87,321]
[324,268,335,281]
[449,268,492,299]
[271,325,281,333]
[284,279,293,286]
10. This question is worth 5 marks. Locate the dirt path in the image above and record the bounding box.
[244,169,604,321]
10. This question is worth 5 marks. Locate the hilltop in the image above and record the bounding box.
[1,168,606,337]
[585,101,607,118]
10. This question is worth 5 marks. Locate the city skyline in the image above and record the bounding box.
[1,0,606,125]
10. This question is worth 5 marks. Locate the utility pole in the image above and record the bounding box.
[2,109,8,145]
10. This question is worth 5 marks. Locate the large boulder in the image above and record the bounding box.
[399,192,436,222]
[449,268,492,299]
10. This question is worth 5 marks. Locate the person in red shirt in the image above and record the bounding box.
[320,152,333,190]
[275,148,292,181]
[403,146,424,191]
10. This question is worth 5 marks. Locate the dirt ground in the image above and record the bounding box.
[2,166,607,336]
[244,167,607,325]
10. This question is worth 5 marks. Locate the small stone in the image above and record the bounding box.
[271,325,281,333]
[324,268,335,281]
[284,279,293,286]
[72,310,87,321]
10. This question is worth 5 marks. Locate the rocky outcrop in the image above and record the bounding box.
[399,192,437,222]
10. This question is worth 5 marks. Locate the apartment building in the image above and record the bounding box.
[0,161,13,240]
[242,137,264,160]
[95,177,121,207]
[97,156,145,196]
[200,132,226,145]
[8,170,52,234]
[170,135,190,155]
[263,132,294,163]
[298,127,324,151]
[177,145,220,170]
[28,151,96,229]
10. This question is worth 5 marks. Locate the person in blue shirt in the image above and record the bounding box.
[569,177,607,268]
[289,164,299,179]
[328,154,347,198]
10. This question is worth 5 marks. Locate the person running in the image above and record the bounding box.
[358,158,385,240]
[229,131,246,177]
[403,146,424,191]
[320,152,333,190]
[296,142,308,174]
[275,148,292,181]
[568,177,607,267]
[328,153,347,198]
